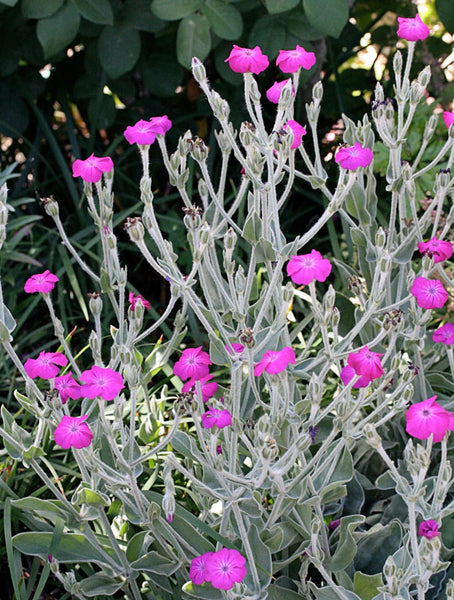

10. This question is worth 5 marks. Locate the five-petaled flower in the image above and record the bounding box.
[24,351,68,379]
[276,45,316,73]
[129,292,151,312]
[335,142,373,170]
[72,154,114,183]
[397,14,430,42]
[347,346,384,382]
[182,374,218,403]
[54,372,82,404]
[149,115,172,135]
[284,120,307,149]
[286,250,332,285]
[204,548,247,590]
[418,237,453,263]
[418,520,440,539]
[410,277,449,309]
[54,415,93,449]
[201,408,232,429]
[24,270,59,294]
[266,79,294,104]
[406,396,454,443]
[254,346,296,376]
[225,45,269,74]
[432,323,454,346]
[79,365,124,401]
[190,552,214,585]
[173,347,211,381]
[124,120,157,145]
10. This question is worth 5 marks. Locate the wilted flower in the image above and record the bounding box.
[128,292,151,311]
[418,237,453,263]
[149,115,172,135]
[225,45,269,74]
[418,520,440,539]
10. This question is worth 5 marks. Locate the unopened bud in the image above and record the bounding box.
[402,384,414,401]
[393,51,403,79]
[374,82,384,103]
[417,65,431,90]
[211,91,230,120]
[446,579,454,600]
[199,223,210,247]
[410,81,425,105]
[364,423,382,449]
[312,81,323,102]
[283,281,294,303]
[375,227,386,249]
[235,265,246,294]
[224,228,237,251]
[192,57,206,83]
[423,114,438,142]
[215,129,231,153]
[88,292,103,316]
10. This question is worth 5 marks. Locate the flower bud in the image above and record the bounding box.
[410,81,425,105]
[88,292,103,316]
[312,81,323,102]
[41,196,59,218]
[235,265,246,294]
[417,65,431,90]
[364,423,382,449]
[240,121,255,147]
[375,227,386,249]
[192,57,206,83]
[283,281,294,304]
[224,228,237,251]
[402,383,414,401]
[215,129,231,153]
[199,223,211,247]
[446,579,454,600]
[211,91,230,120]
[393,51,403,79]
[323,285,336,312]
[374,82,384,104]
[423,114,438,142]
[278,80,294,109]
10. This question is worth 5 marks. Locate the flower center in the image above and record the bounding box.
[422,409,430,416]
[70,424,79,433]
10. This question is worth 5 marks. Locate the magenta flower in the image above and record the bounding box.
[266,79,294,104]
[410,277,449,309]
[276,45,316,73]
[79,366,124,401]
[340,364,372,389]
[335,142,373,170]
[284,120,307,149]
[225,343,245,355]
[201,408,232,429]
[406,396,454,443]
[149,115,172,135]
[347,346,384,381]
[72,154,114,183]
[24,270,59,294]
[397,14,430,42]
[254,346,296,376]
[54,415,93,449]
[173,347,211,381]
[54,372,83,404]
[433,323,454,345]
[286,249,332,285]
[225,45,269,74]
[443,111,454,129]
[128,292,151,311]
[418,237,453,263]
[24,351,68,379]
[204,548,247,590]
[182,374,218,403]
[124,120,157,145]
[418,520,440,539]
[190,552,214,585]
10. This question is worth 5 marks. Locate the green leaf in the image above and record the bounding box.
[268,585,305,600]
[151,0,202,20]
[265,0,299,14]
[0,0,19,6]
[79,574,125,596]
[119,0,165,32]
[176,14,211,69]
[436,0,454,33]
[355,520,403,575]
[328,515,364,572]
[130,550,179,575]
[88,93,116,129]
[284,12,326,40]
[353,572,383,600]
[244,523,272,588]
[248,15,286,59]
[11,497,73,525]
[98,25,141,78]
[57,245,89,322]
[22,0,64,18]
[72,0,114,25]
[36,1,81,59]
[201,0,243,40]
[141,54,182,98]
[303,0,349,38]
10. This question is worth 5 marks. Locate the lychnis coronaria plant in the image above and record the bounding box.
[1,11,454,600]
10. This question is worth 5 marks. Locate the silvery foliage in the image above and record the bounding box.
[1,42,454,600]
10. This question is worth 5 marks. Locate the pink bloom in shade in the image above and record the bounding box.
[24,351,68,379]
[284,119,307,149]
[347,346,384,381]
[433,323,454,345]
[225,45,269,74]
[418,520,440,539]
[173,347,211,381]
[128,292,151,311]
[54,372,83,404]
[190,552,214,586]
[79,366,124,401]
[254,346,296,376]
[406,396,454,443]
[182,374,218,403]
[149,115,172,135]
[54,415,93,449]
[266,79,294,104]
[124,120,156,145]
[205,548,247,590]
[276,45,316,73]
[397,14,430,42]
[201,408,232,430]
[225,343,245,354]
[410,277,449,309]
[443,111,454,129]
[286,249,332,285]
[335,142,373,170]
[24,270,59,294]
[418,237,453,263]
[72,154,114,183]
[340,364,372,388]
